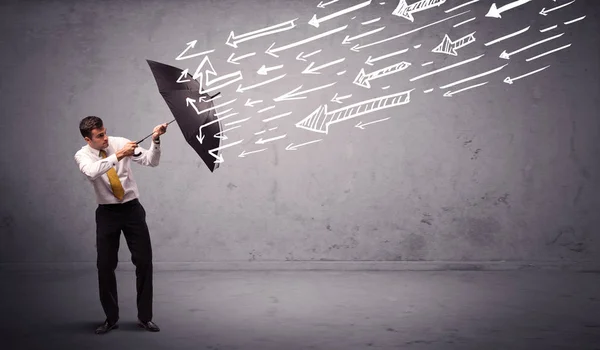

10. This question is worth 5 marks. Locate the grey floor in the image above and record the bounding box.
[1,268,599,350]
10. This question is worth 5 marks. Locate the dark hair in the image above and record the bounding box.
[79,116,103,139]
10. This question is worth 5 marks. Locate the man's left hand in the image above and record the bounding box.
[152,123,168,141]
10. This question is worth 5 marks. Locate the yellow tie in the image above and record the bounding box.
[99,149,125,201]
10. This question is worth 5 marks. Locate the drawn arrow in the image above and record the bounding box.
[215,125,241,140]
[256,134,287,145]
[237,74,286,93]
[499,32,563,59]
[503,65,550,84]
[274,82,337,102]
[342,26,386,44]
[186,98,237,144]
[309,0,371,27]
[540,0,575,16]
[245,98,263,107]
[317,0,339,8]
[226,18,297,48]
[238,148,268,158]
[366,48,408,65]
[331,93,352,104]
[296,89,414,134]
[393,0,447,22]
[443,81,488,97]
[227,52,255,65]
[257,64,284,75]
[353,61,411,88]
[432,31,476,56]
[355,117,390,129]
[486,0,532,18]
[266,25,347,58]
[350,10,469,52]
[302,57,345,75]
[180,56,243,94]
[285,139,323,151]
[208,139,245,164]
[175,40,215,60]
[296,50,321,61]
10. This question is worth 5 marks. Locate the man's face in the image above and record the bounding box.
[86,127,109,150]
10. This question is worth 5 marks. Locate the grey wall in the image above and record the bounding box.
[1,0,598,264]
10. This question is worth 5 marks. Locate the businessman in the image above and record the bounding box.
[74,116,167,334]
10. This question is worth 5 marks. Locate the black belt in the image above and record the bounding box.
[99,198,139,208]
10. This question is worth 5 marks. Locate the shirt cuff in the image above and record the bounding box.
[152,142,161,151]
[107,153,118,166]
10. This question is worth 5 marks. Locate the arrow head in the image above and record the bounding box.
[350,44,360,52]
[265,42,278,58]
[352,68,370,88]
[539,8,548,16]
[443,91,453,97]
[342,35,351,45]
[302,62,319,75]
[485,3,501,18]
[257,65,268,75]
[214,154,224,163]
[499,50,510,60]
[308,14,320,27]
[355,121,365,129]
[185,97,195,106]
[503,77,513,84]
[238,150,246,158]
[255,138,264,145]
[285,143,297,151]
[225,31,237,48]
[296,52,307,61]
[236,84,244,93]
[317,1,325,8]
[227,53,239,65]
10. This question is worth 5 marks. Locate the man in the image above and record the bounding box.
[74,115,168,334]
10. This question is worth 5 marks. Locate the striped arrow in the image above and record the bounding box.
[432,31,476,56]
[393,0,447,22]
[353,61,411,88]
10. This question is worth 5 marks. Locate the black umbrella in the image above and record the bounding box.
[143,59,223,172]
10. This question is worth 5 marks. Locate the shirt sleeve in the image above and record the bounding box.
[126,137,161,167]
[74,151,119,181]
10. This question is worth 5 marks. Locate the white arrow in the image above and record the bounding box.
[309,0,371,27]
[296,89,414,134]
[175,40,215,60]
[187,98,237,144]
[227,52,255,65]
[317,0,339,8]
[256,134,287,145]
[503,65,550,84]
[365,48,408,65]
[393,0,447,22]
[237,74,286,93]
[350,10,469,52]
[353,61,412,88]
[215,125,241,140]
[443,81,488,97]
[331,93,352,104]
[526,43,571,62]
[540,0,575,16]
[355,117,390,129]
[302,57,345,75]
[273,82,337,102]
[484,25,529,46]
[186,56,243,94]
[296,50,321,61]
[226,18,297,48]
[208,139,245,164]
[257,64,284,75]
[500,32,564,59]
[342,26,386,44]
[238,148,268,158]
[486,0,532,18]
[286,139,323,151]
[266,25,347,58]
[245,98,263,107]
[432,31,476,56]
[439,63,508,89]
[409,54,484,81]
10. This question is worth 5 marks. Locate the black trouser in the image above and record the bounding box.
[95,198,153,323]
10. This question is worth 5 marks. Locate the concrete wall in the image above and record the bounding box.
[1,0,598,264]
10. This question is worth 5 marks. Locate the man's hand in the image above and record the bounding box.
[152,123,168,141]
[116,141,138,161]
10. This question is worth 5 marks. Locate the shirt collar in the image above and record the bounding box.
[85,136,113,157]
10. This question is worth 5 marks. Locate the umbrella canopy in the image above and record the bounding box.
[146,59,222,172]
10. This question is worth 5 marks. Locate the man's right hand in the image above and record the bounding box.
[117,141,138,160]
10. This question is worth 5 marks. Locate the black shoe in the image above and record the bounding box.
[138,319,160,332]
[95,320,119,334]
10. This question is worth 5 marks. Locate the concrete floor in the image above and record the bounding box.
[1,269,599,350]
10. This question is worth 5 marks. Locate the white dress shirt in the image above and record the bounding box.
[74,135,161,204]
